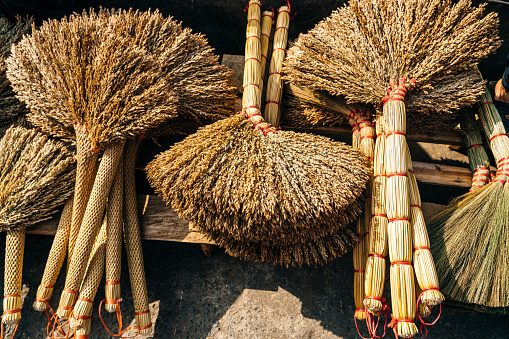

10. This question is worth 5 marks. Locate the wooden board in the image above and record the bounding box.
[27,196,445,245]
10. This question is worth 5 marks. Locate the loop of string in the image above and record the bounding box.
[416,290,442,338]
[98,299,138,338]
[0,320,19,339]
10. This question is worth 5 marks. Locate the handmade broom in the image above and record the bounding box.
[146,0,370,267]
[0,126,75,329]
[284,1,499,337]
[429,84,509,310]
[7,10,177,319]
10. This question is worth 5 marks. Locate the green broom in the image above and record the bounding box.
[429,83,509,310]
[460,107,492,191]
[146,0,370,267]
[0,126,75,331]
[284,1,499,337]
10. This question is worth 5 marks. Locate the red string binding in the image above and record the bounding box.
[416,289,442,338]
[388,315,414,339]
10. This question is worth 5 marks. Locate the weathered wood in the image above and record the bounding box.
[27,195,447,244]
[412,161,472,188]
[28,195,215,245]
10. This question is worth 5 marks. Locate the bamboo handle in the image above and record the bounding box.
[242,0,262,115]
[34,198,74,311]
[260,10,274,95]
[105,153,124,313]
[123,138,152,334]
[58,141,124,320]
[3,228,25,325]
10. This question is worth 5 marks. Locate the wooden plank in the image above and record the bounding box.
[27,195,447,244]
[412,161,472,188]
[27,195,215,245]
[282,125,464,146]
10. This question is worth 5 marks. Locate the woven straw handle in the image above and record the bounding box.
[73,217,107,332]
[58,141,124,320]
[68,124,99,263]
[34,198,73,311]
[3,228,25,325]
[105,153,124,313]
[123,138,152,334]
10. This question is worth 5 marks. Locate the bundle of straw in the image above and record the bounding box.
[146,0,370,267]
[429,84,509,309]
[284,1,499,336]
[0,126,75,328]
[7,9,235,324]
[460,108,492,191]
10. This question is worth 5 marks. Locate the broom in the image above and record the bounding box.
[284,1,499,337]
[146,0,370,267]
[6,9,195,319]
[0,126,75,329]
[460,107,492,191]
[429,84,509,309]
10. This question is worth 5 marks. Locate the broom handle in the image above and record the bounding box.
[33,198,74,311]
[73,217,107,334]
[57,141,124,319]
[3,228,25,326]
[123,138,152,334]
[364,114,389,315]
[259,9,274,96]
[349,109,375,321]
[68,123,99,262]
[460,109,491,191]
[383,79,417,338]
[104,153,123,313]
[263,6,290,127]
[242,0,262,116]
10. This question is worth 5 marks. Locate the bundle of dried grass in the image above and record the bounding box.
[460,108,492,191]
[7,8,235,322]
[146,0,370,267]
[429,85,509,310]
[0,126,75,327]
[0,17,32,129]
[284,1,499,337]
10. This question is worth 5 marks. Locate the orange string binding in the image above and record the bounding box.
[98,299,143,338]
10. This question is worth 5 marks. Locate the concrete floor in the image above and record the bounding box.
[1,232,507,339]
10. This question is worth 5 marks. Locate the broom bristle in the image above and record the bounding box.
[283,1,500,112]
[0,126,75,230]
[7,9,235,148]
[146,114,370,264]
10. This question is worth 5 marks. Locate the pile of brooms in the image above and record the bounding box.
[6,8,236,337]
[283,0,500,338]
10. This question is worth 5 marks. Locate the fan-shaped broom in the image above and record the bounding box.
[429,84,509,310]
[284,1,499,337]
[0,126,75,330]
[146,0,370,267]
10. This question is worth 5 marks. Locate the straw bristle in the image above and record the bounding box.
[0,126,75,230]
[7,9,235,148]
[146,114,370,265]
[284,1,500,112]
[0,16,32,125]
